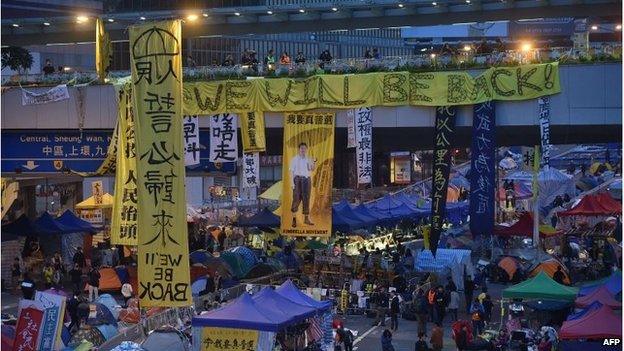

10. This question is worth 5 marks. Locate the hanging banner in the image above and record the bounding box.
[538,97,551,168]
[184,62,561,114]
[281,112,334,237]
[209,113,239,163]
[354,107,373,184]
[429,106,456,256]
[346,109,356,148]
[91,180,104,205]
[111,86,138,246]
[1,178,19,219]
[130,20,191,307]
[469,102,496,238]
[201,327,259,351]
[14,303,45,351]
[96,18,112,82]
[240,111,266,153]
[21,84,70,106]
[183,115,201,166]
[242,152,260,188]
[34,291,66,350]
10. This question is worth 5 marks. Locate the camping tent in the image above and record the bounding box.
[333,199,352,211]
[275,279,332,312]
[415,249,474,291]
[579,270,622,296]
[575,286,622,309]
[529,259,571,284]
[57,210,97,233]
[559,305,622,339]
[236,208,280,228]
[95,267,122,292]
[141,326,190,351]
[75,193,114,209]
[559,193,622,217]
[494,212,562,238]
[33,212,75,235]
[502,271,578,301]
[497,257,520,280]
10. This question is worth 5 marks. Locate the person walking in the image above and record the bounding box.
[427,287,436,322]
[69,263,83,293]
[88,265,101,302]
[381,329,395,351]
[415,289,429,336]
[67,291,81,333]
[73,247,86,270]
[434,286,447,324]
[430,322,444,351]
[470,298,485,338]
[335,325,353,351]
[448,288,460,321]
[11,257,21,293]
[482,294,493,324]
[389,290,400,331]
[464,276,475,314]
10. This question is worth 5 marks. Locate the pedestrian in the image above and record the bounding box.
[454,325,469,351]
[445,277,457,293]
[414,332,429,351]
[553,266,565,285]
[21,272,35,300]
[73,247,86,270]
[482,294,493,324]
[415,289,429,336]
[69,263,83,293]
[448,288,460,321]
[88,264,101,302]
[470,297,485,338]
[11,257,21,292]
[335,324,353,351]
[373,287,388,327]
[434,286,447,324]
[427,287,436,321]
[430,322,444,351]
[389,290,400,331]
[464,275,475,313]
[52,265,62,288]
[203,272,215,294]
[295,51,306,64]
[42,262,54,289]
[67,291,81,332]
[43,59,56,75]
[381,329,395,351]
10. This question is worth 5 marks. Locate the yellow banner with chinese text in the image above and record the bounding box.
[183,62,560,114]
[111,84,138,246]
[200,327,259,351]
[96,18,112,82]
[240,111,266,153]
[281,112,334,237]
[130,20,191,307]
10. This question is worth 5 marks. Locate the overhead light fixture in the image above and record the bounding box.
[234,12,241,16]
[12,23,19,27]
[267,10,273,14]
[520,42,532,52]
[420,48,427,52]
[591,25,598,30]
[466,0,471,3]
[63,66,72,72]
[202,13,208,17]
[139,16,146,20]
[186,14,199,21]
[76,15,89,23]
[398,3,404,8]
[430,53,436,59]
[463,45,471,51]
[332,7,338,11]
[107,18,114,22]
[43,22,50,26]
[432,2,437,5]
[299,9,305,13]
[616,24,622,30]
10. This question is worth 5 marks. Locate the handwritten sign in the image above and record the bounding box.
[183,115,201,166]
[240,111,266,153]
[354,107,373,184]
[210,114,239,163]
[201,327,258,351]
[242,152,260,188]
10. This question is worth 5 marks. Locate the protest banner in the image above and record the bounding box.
[281,112,334,237]
[130,19,191,307]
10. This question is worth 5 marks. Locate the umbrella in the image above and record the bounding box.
[68,326,106,348]
[86,302,118,327]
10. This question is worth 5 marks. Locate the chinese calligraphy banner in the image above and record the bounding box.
[469,102,496,238]
[242,152,260,188]
[538,97,551,168]
[96,18,112,82]
[111,85,138,246]
[183,115,201,166]
[130,20,191,307]
[184,62,560,114]
[429,106,457,256]
[34,291,66,350]
[346,109,356,148]
[281,112,334,237]
[354,107,373,184]
[201,327,259,351]
[209,113,239,163]
[14,303,45,351]
[240,111,266,153]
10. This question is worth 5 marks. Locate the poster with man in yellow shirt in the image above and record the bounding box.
[281,112,334,237]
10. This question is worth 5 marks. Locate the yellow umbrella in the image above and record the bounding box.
[260,181,282,201]
[75,193,114,209]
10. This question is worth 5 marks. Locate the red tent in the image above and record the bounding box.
[575,285,622,309]
[560,305,622,339]
[494,212,561,238]
[559,193,621,217]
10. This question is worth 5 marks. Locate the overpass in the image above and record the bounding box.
[1,0,621,46]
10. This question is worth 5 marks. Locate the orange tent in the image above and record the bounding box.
[498,257,519,280]
[98,267,122,291]
[530,259,570,285]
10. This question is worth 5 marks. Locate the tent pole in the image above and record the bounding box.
[532,146,540,261]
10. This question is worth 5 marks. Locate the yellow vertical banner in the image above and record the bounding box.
[111,84,138,245]
[201,327,259,351]
[95,18,112,82]
[280,112,334,237]
[240,111,266,153]
[130,20,191,307]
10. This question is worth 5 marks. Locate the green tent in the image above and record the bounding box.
[502,271,579,301]
[220,251,249,278]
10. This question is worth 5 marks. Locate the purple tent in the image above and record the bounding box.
[252,287,318,323]
[275,280,332,312]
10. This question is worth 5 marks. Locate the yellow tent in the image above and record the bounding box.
[75,193,114,209]
[260,181,282,201]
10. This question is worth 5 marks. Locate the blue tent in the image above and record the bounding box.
[190,250,212,265]
[2,214,40,239]
[567,301,602,321]
[336,205,377,227]
[252,287,317,322]
[332,208,364,233]
[333,199,352,211]
[353,204,389,222]
[579,271,622,296]
[192,293,295,332]
[237,208,280,228]
[33,212,75,235]
[57,210,97,233]
[275,280,332,312]
[369,195,403,211]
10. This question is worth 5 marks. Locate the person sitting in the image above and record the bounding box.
[294,51,306,64]
[222,54,234,67]
[372,48,380,59]
[279,51,291,65]
[264,49,276,68]
[364,49,373,59]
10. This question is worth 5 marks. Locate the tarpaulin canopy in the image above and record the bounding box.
[335,205,377,228]
[524,299,573,311]
[192,293,295,332]
[236,208,280,228]
[333,199,352,211]
[1,214,38,239]
[75,193,114,209]
[575,285,622,309]
[505,168,575,206]
[502,271,578,301]
[559,305,622,340]
[275,279,332,312]
[579,270,622,296]
[332,208,365,233]
[566,301,602,321]
[559,193,622,217]
[33,212,76,235]
[57,210,98,233]
[252,287,317,322]
[494,212,562,238]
